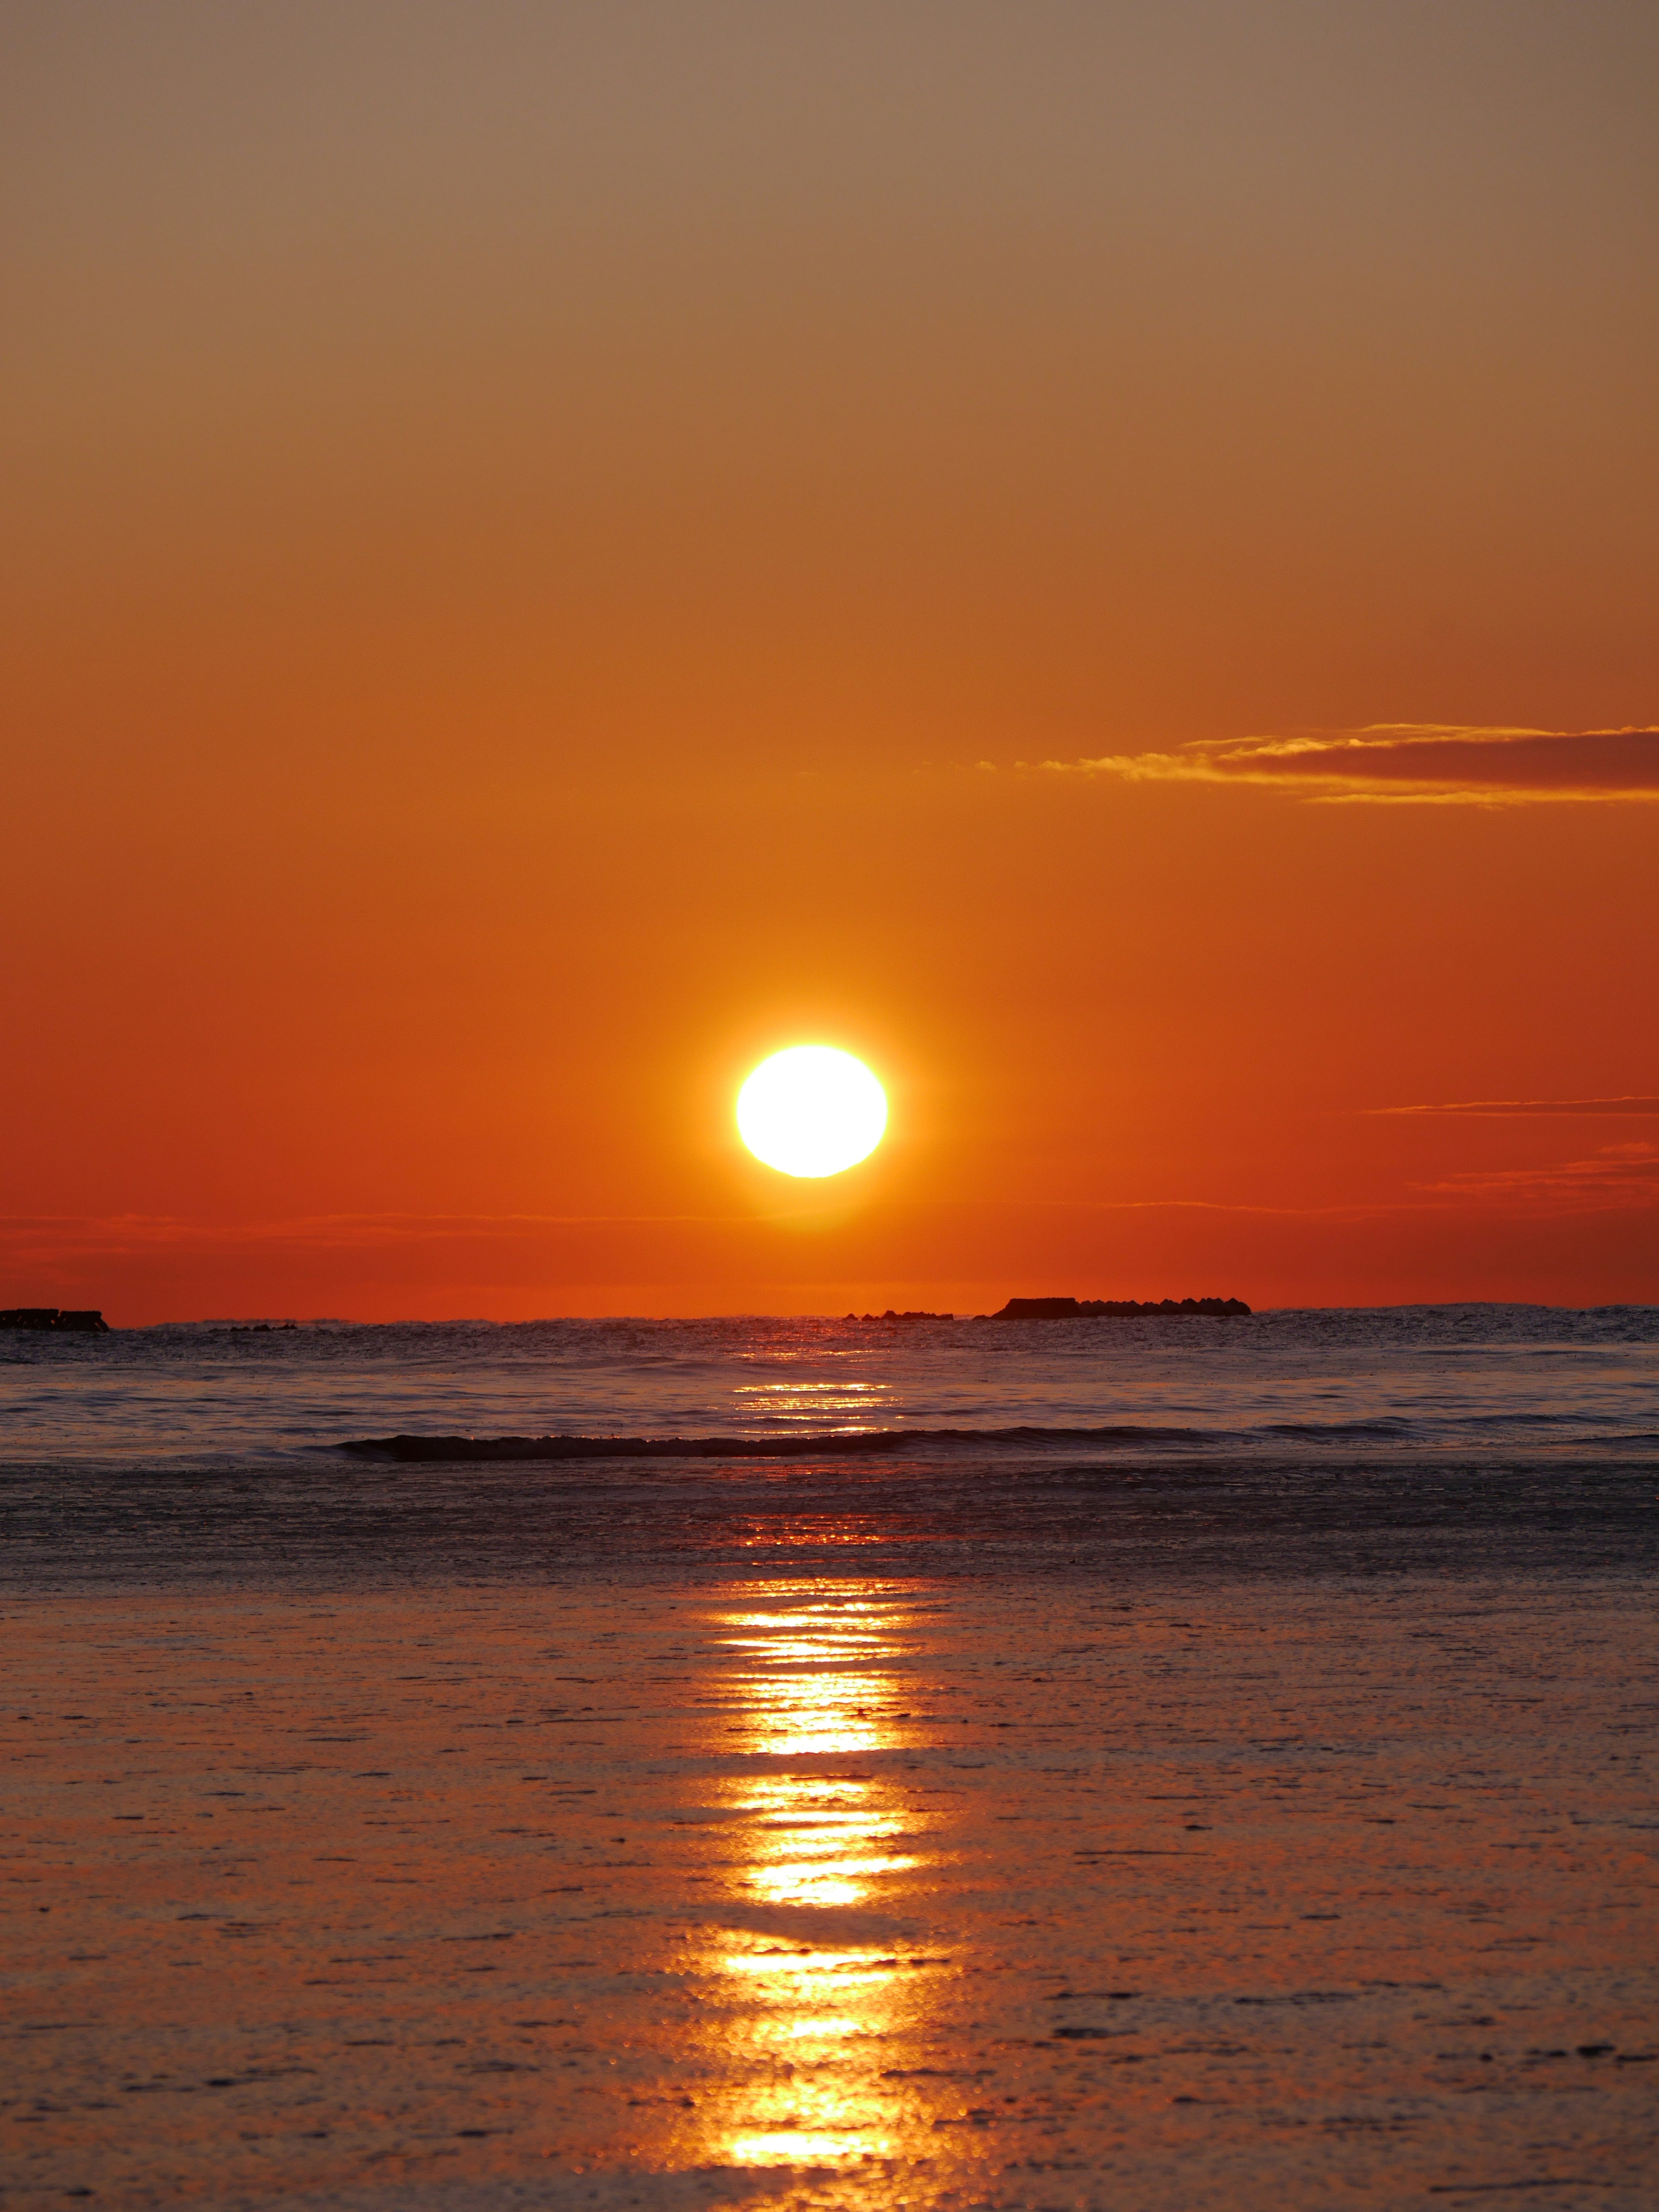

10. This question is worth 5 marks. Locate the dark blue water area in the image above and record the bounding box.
[1,1303,1656,1465]
[2,1306,1655,1588]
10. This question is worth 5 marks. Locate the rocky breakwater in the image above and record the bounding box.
[990,1294,1249,1319]
[0,1306,111,1332]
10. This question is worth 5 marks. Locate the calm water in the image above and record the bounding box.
[6,1309,1656,2209]
[3,1303,1657,1467]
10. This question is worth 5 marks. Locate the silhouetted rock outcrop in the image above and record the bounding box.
[0,1307,110,1332]
[990,1295,1249,1320]
[844,1309,954,1322]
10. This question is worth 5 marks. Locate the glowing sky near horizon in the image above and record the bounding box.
[2,1,1656,1318]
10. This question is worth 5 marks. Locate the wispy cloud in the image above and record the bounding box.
[1373,1097,1659,1118]
[1039,725,1659,804]
[1414,1143,1659,1208]
[0,1210,736,1260]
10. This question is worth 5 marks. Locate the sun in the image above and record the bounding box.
[737,1046,888,1178]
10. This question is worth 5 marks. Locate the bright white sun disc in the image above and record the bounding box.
[737,1046,887,1178]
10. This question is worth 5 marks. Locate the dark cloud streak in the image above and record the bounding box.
[1065,726,1659,802]
[1374,1097,1659,1118]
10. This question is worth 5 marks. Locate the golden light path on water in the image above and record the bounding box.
[12,1569,1658,2202]
[697,1588,939,2171]
[730,1375,895,1430]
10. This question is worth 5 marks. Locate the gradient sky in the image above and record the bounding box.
[4,0,1657,1321]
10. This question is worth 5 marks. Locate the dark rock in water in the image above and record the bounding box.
[0,1307,111,1332]
[853,1309,954,1323]
[992,1295,1249,1320]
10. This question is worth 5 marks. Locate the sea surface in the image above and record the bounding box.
[4,1307,1656,2211]
[4,1303,1658,1472]
[4,1302,1657,1589]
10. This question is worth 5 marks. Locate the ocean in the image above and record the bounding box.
[5,1306,1657,2210]
[8,1303,1659,1473]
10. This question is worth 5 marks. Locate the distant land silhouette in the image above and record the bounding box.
[0,1302,1248,1333]
[990,1296,1250,1319]
[0,1307,109,1332]
[841,1300,1250,1322]
[845,1309,954,1322]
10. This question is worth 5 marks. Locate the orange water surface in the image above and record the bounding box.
[5,1572,1655,2209]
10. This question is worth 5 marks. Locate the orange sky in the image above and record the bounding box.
[4,1,1656,1321]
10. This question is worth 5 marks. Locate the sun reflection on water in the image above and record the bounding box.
[730,1379,893,1431]
[691,1583,946,2170]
